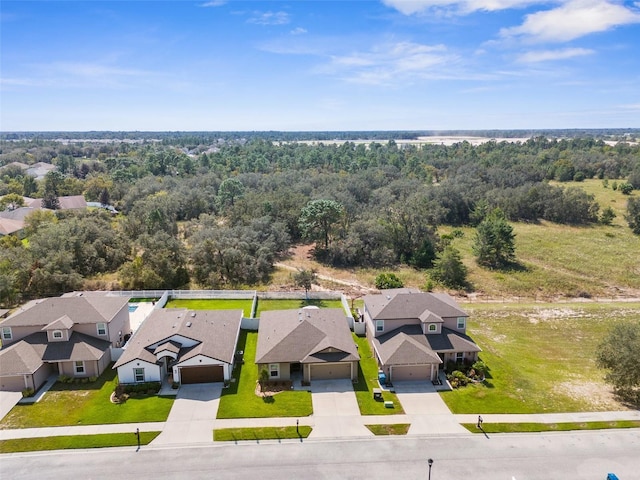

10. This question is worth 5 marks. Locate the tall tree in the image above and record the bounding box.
[473,208,516,269]
[299,199,344,250]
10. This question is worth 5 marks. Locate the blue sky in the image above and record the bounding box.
[1,0,639,131]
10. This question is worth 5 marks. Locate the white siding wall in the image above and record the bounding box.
[116,360,161,383]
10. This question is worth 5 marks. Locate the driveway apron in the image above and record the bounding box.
[393,381,469,435]
[0,391,22,421]
[309,379,371,438]
[152,383,222,445]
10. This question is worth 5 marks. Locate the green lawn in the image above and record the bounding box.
[165,299,254,317]
[255,298,344,316]
[216,330,313,418]
[213,426,312,441]
[0,368,174,429]
[461,421,640,434]
[0,432,161,453]
[441,302,640,414]
[353,334,404,415]
[365,424,410,435]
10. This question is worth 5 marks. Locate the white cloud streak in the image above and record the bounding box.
[200,1,226,7]
[382,0,542,15]
[247,11,290,25]
[517,47,595,62]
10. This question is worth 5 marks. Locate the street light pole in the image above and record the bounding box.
[428,458,433,480]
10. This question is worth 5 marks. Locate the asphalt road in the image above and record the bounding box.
[2,430,639,479]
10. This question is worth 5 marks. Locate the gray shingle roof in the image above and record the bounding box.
[256,308,359,364]
[0,296,129,328]
[0,332,111,375]
[42,315,74,331]
[364,290,467,321]
[372,325,480,367]
[113,309,242,368]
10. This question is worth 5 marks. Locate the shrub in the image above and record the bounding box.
[57,375,71,384]
[89,376,97,383]
[471,361,488,377]
[619,182,633,195]
[22,388,35,398]
[374,272,403,290]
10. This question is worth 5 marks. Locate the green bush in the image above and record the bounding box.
[57,375,71,384]
[89,376,97,383]
[22,388,35,398]
[374,272,403,290]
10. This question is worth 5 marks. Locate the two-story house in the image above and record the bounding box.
[362,288,480,384]
[0,294,130,392]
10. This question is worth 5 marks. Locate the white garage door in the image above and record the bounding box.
[0,375,27,392]
[310,362,351,380]
[392,365,432,382]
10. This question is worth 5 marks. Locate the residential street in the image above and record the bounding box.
[2,429,639,479]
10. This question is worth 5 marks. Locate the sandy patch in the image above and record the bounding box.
[557,380,624,410]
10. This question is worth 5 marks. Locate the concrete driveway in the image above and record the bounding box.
[309,379,370,438]
[152,383,223,445]
[0,391,22,421]
[393,381,451,415]
[393,381,469,435]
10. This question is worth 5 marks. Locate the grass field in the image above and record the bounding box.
[0,369,174,429]
[0,432,160,453]
[216,330,313,418]
[213,426,312,441]
[165,298,254,316]
[440,302,640,414]
[274,179,639,300]
[461,421,640,434]
[255,298,344,316]
[364,424,410,435]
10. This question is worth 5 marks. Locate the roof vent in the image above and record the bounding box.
[186,321,192,327]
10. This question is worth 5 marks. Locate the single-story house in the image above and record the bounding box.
[0,295,131,392]
[113,309,243,385]
[363,289,480,383]
[256,308,360,383]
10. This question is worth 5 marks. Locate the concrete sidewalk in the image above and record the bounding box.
[455,410,640,424]
[0,422,165,440]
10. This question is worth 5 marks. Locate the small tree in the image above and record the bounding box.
[473,208,516,269]
[259,367,270,390]
[375,272,403,290]
[293,269,317,300]
[597,321,640,405]
[619,182,633,195]
[626,197,640,234]
[431,246,468,289]
[298,199,344,250]
[599,206,616,226]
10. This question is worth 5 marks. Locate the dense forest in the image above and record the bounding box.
[1,131,639,307]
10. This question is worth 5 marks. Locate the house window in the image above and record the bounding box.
[134,368,145,383]
[97,323,107,336]
[428,324,437,332]
[53,330,63,339]
[456,352,464,363]
[2,327,12,340]
[376,320,384,332]
[457,317,466,329]
[269,363,279,379]
[74,361,85,375]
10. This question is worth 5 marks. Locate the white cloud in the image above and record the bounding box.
[517,47,595,62]
[381,0,541,15]
[200,1,226,7]
[247,11,290,25]
[290,27,307,35]
[501,0,640,42]
[319,41,460,85]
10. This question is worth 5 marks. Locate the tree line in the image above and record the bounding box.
[1,134,639,306]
